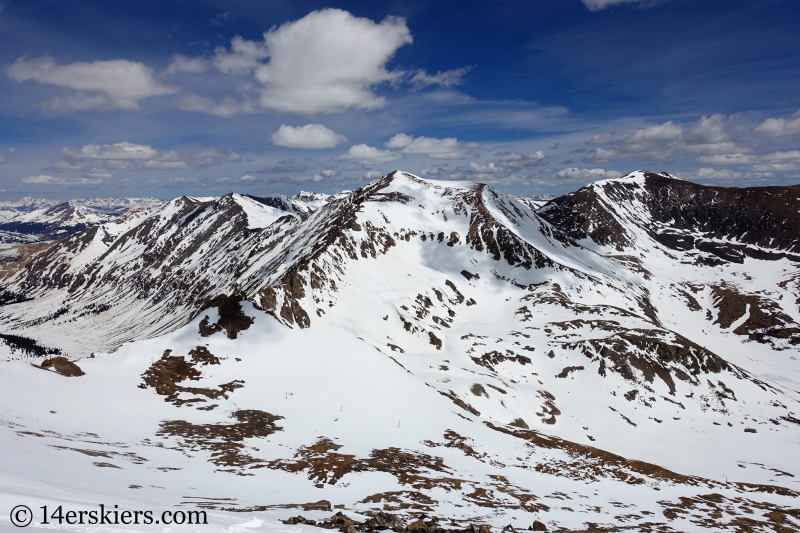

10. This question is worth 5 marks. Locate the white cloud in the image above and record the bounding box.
[320,169,339,177]
[165,54,210,75]
[385,133,478,159]
[334,144,400,164]
[102,160,135,171]
[62,142,159,160]
[176,9,411,114]
[177,94,258,118]
[23,174,56,184]
[582,0,662,11]
[446,151,547,180]
[213,36,270,76]
[140,161,189,170]
[210,12,232,27]
[754,111,800,137]
[409,67,471,89]
[752,150,800,171]
[52,160,91,171]
[83,169,113,179]
[751,163,800,172]
[461,162,502,174]
[692,168,742,180]
[686,114,731,145]
[271,124,348,149]
[695,150,800,173]
[695,153,755,165]
[623,121,683,144]
[22,174,101,185]
[588,131,615,144]
[496,151,546,169]
[448,162,504,181]
[8,147,17,153]
[587,115,752,164]
[255,9,412,113]
[0,154,6,164]
[761,150,800,162]
[364,170,383,179]
[7,56,178,112]
[680,114,740,155]
[584,148,617,163]
[555,168,623,181]
[597,122,681,160]
[420,166,451,178]
[167,10,469,116]
[156,147,241,167]
[57,142,240,173]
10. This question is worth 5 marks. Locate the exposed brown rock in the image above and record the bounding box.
[40,356,84,377]
[198,295,254,339]
[157,410,283,472]
[139,348,243,406]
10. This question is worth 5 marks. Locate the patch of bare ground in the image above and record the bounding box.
[487,421,703,486]
[283,511,573,533]
[470,384,488,397]
[522,284,653,327]
[711,283,800,346]
[778,274,800,310]
[139,347,243,406]
[490,422,800,501]
[509,418,529,429]
[179,496,240,510]
[423,430,489,463]
[471,350,531,373]
[0,242,56,279]
[360,492,437,512]
[92,462,121,468]
[156,410,282,474]
[486,474,550,513]
[429,332,443,350]
[556,366,584,379]
[604,255,653,280]
[39,356,84,376]
[267,438,465,492]
[659,493,800,532]
[557,328,747,397]
[438,390,480,416]
[217,499,332,513]
[51,445,147,464]
[11,425,132,451]
[536,390,561,425]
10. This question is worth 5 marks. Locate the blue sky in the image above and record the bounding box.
[1,0,799,199]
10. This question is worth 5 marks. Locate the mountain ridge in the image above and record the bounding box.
[0,170,799,531]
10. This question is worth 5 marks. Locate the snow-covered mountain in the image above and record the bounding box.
[514,194,555,210]
[0,171,798,532]
[0,197,166,242]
